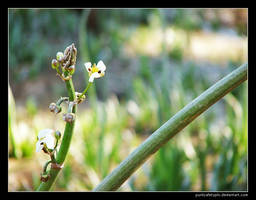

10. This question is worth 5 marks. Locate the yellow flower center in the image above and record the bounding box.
[89,63,99,76]
[92,63,99,73]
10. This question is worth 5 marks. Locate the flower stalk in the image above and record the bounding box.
[43,160,54,173]
[37,75,76,191]
[77,82,92,102]
[35,43,104,191]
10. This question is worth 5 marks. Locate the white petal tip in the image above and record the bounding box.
[97,60,106,71]
[84,62,92,67]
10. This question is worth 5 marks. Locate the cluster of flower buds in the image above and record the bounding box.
[51,43,77,81]
[48,97,76,123]
[61,43,77,74]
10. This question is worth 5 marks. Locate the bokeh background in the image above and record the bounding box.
[8,8,248,191]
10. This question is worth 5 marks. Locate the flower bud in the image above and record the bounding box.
[55,130,61,140]
[55,106,62,114]
[51,59,59,69]
[40,172,51,182]
[75,92,86,104]
[67,65,75,75]
[49,103,56,112]
[63,113,76,123]
[56,52,64,62]
[49,103,62,114]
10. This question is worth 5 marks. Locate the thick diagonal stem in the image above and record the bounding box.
[93,63,248,191]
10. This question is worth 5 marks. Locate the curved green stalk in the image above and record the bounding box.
[93,63,248,191]
[78,82,92,101]
[36,76,76,191]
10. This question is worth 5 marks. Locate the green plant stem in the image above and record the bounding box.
[56,97,69,106]
[36,73,76,191]
[67,101,76,113]
[78,82,92,101]
[93,63,248,191]
[55,67,62,77]
[43,160,54,173]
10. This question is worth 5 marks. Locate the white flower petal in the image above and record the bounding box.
[97,60,106,72]
[84,62,92,72]
[43,135,55,150]
[36,141,43,152]
[89,76,94,82]
[38,129,54,139]
[89,72,101,82]
[100,71,105,77]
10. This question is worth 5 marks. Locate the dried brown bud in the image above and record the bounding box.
[49,103,56,111]
[40,173,51,182]
[49,103,62,114]
[51,162,64,170]
[62,43,77,70]
[63,113,76,123]
[75,92,86,104]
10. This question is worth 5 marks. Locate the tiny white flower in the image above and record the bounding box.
[56,52,64,61]
[84,60,106,82]
[36,129,56,152]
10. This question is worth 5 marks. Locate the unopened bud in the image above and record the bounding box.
[40,172,51,182]
[75,92,86,104]
[67,65,75,75]
[63,113,76,123]
[51,59,59,69]
[49,103,56,112]
[49,103,62,114]
[55,130,61,140]
[56,52,64,62]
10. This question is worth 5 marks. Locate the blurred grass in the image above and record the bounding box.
[8,8,247,191]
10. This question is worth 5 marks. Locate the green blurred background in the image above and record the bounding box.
[8,8,248,191]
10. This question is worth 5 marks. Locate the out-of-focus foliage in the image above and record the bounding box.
[9,9,80,82]
[8,8,247,191]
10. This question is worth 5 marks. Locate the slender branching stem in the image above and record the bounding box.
[36,72,76,191]
[43,160,54,173]
[67,101,76,113]
[56,97,69,106]
[78,82,92,101]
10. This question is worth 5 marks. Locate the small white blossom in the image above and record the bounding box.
[84,60,106,82]
[56,52,64,61]
[36,129,56,152]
